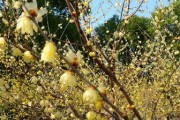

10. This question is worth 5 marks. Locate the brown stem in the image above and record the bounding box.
[60,54,128,119]
[128,0,145,19]
[69,105,84,120]
[77,85,122,120]
[103,106,120,120]
[64,0,142,119]
[20,0,130,119]
[2,0,10,22]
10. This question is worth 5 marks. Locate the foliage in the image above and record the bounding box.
[95,15,120,44]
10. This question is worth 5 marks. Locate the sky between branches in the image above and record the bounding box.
[91,0,171,27]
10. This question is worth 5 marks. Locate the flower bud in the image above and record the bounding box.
[113,31,119,38]
[89,52,96,57]
[96,114,107,120]
[59,71,77,87]
[50,113,55,119]
[41,41,57,63]
[86,111,97,120]
[44,100,50,107]
[83,1,89,7]
[23,51,34,63]
[36,86,43,93]
[31,76,38,84]
[83,87,100,103]
[54,111,61,118]
[174,51,179,55]
[11,47,22,56]
[13,1,22,9]
[47,107,55,113]
[98,84,107,96]
[119,32,124,38]
[0,11,2,17]
[0,37,7,51]
[86,27,93,34]
[40,100,45,107]
[69,19,75,23]
[95,100,104,109]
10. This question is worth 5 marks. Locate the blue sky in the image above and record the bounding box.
[91,0,171,27]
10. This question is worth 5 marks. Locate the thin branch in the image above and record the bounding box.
[69,105,84,120]
[20,0,128,119]
[64,0,142,119]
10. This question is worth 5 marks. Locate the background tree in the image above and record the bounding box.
[95,15,120,45]
[95,15,151,64]
[0,0,81,48]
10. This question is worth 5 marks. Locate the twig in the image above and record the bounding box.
[20,0,128,119]
[69,105,84,120]
[65,0,142,119]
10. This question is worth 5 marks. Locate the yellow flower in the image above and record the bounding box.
[50,113,55,119]
[174,50,179,55]
[69,19,75,23]
[86,27,93,34]
[86,111,97,120]
[23,0,47,22]
[54,111,61,119]
[41,41,57,63]
[40,100,50,107]
[113,31,119,38]
[95,101,104,109]
[83,1,89,7]
[98,83,107,96]
[83,87,100,103]
[59,71,77,87]
[40,100,45,107]
[47,107,55,113]
[113,31,124,38]
[65,49,83,66]
[96,114,107,120]
[23,51,34,63]
[11,47,22,56]
[0,11,2,17]
[13,1,22,9]
[16,13,38,36]
[0,37,6,51]
[16,0,47,35]
[127,104,135,109]
[0,115,7,120]
[36,86,43,93]
[89,52,96,57]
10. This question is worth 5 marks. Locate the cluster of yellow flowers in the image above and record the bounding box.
[0,0,179,120]
[16,0,47,35]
